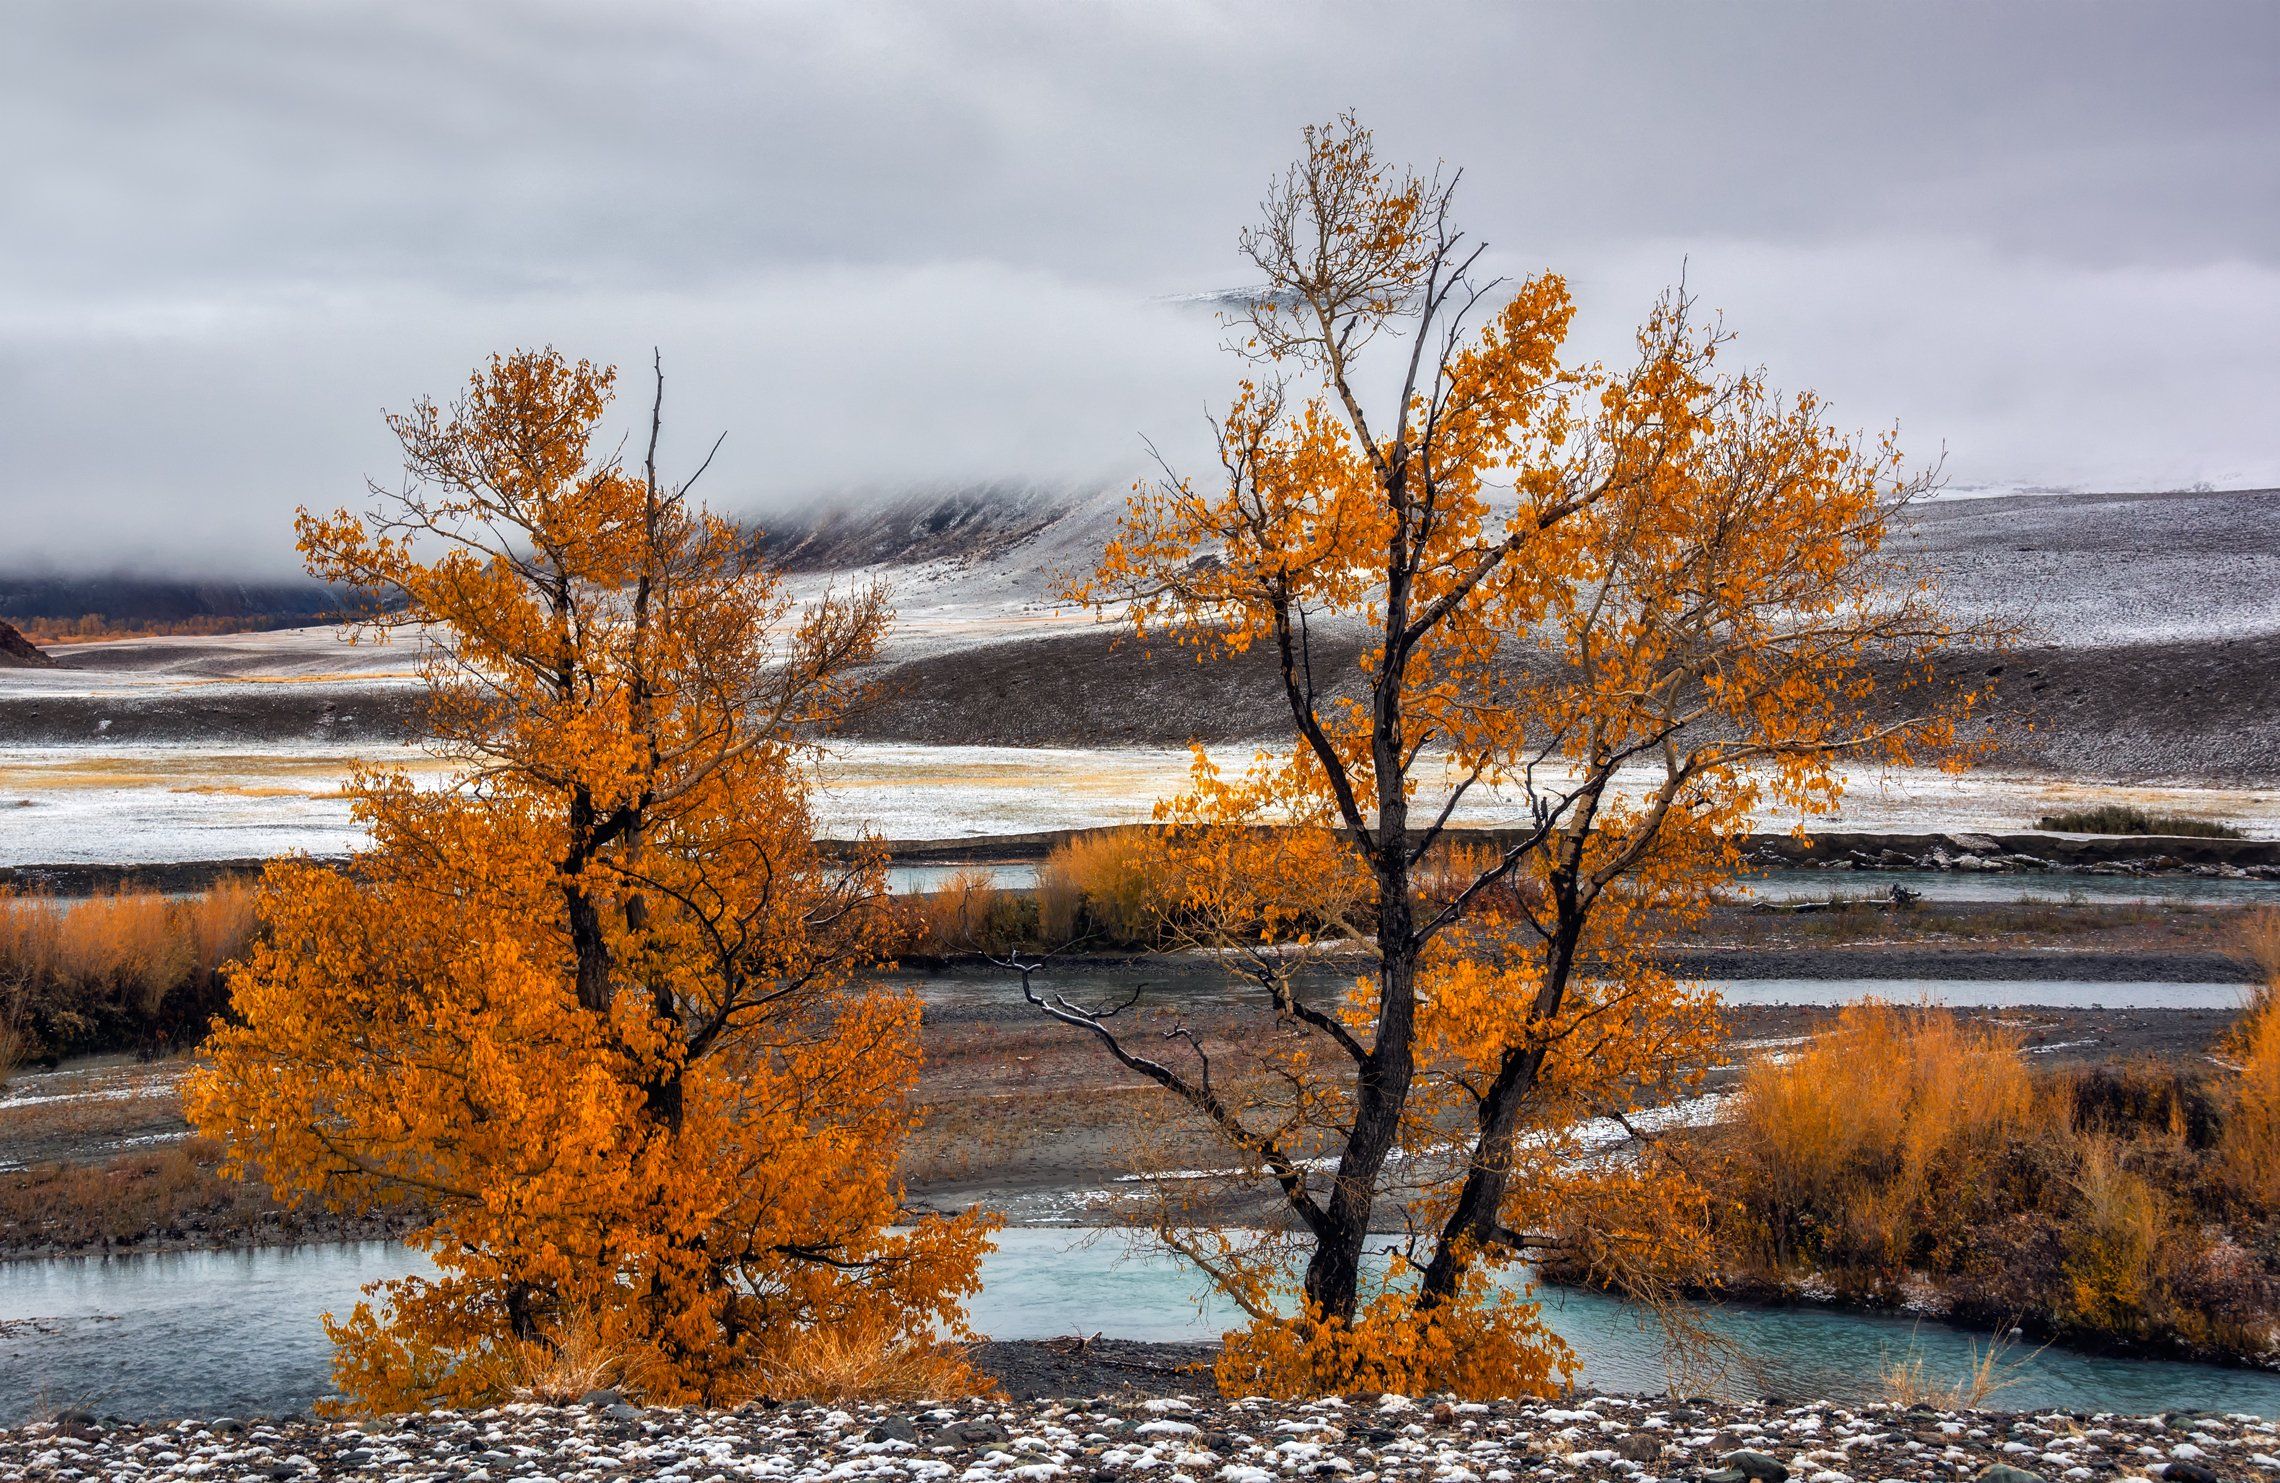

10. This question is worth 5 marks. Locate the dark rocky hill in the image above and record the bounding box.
[0,619,56,668]
[745,486,1087,570]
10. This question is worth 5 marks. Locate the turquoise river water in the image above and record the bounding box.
[4,1228,2277,1423]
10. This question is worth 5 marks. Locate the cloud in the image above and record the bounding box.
[0,265,1231,571]
[1554,238,2280,492]
[2,0,2276,570]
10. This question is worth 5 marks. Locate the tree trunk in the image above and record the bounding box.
[1419,907,1583,1304]
[1303,954,1415,1318]
[564,789,615,1014]
[1303,772,1419,1320]
[1418,1045,1541,1303]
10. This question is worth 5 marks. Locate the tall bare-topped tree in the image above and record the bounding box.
[1049,115,1982,1397]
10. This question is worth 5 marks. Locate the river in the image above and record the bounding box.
[4,1228,2277,1424]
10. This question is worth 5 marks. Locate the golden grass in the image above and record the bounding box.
[4,754,370,789]
[1731,1001,2033,1269]
[0,880,257,1053]
[1036,827,1160,944]
[753,1315,994,1404]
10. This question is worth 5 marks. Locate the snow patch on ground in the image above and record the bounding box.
[6,736,2279,865]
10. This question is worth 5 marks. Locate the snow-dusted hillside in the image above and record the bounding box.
[1897,486,2280,646]
[4,486,2277,866]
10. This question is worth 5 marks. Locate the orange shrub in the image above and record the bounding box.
[894,868,1026,956]
[2220,931,2280,1212]
[49,888,185,1014]
[2060,1137,2172,1336]
[2240,907,2280,1014]
[184,877,260,985]
[0,881,260,1055]
[1699,974,2280,1360]
[1731,1002,2033,1269]
[1036,828,1161,945]
[1216,1285,1574,1402]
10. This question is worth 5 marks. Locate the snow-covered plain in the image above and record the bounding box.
[4,734,2276,865]
[19,625,426,689]
[784,559,1116,662]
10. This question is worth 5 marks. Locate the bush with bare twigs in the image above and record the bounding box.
[893,869,1034,957]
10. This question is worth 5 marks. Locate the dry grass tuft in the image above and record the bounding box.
[1879,1330,2033,1408]
[754,1316,994,1404]
[504,1312,626,1405]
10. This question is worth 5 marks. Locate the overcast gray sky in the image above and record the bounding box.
[4,1,2277,573]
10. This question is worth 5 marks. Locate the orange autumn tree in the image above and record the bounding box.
[1041,116,1980,1398]
[187,350,991,1410]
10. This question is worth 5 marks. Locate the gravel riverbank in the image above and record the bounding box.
[4,1383,2274,1483]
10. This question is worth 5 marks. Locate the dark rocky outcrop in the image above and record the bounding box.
[0,619,56,668]
[747,486,1083,570]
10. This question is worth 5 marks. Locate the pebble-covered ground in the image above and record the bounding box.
[2,1388,2273,1483]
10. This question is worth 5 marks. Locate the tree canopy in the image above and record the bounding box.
[188,351,992,1410]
